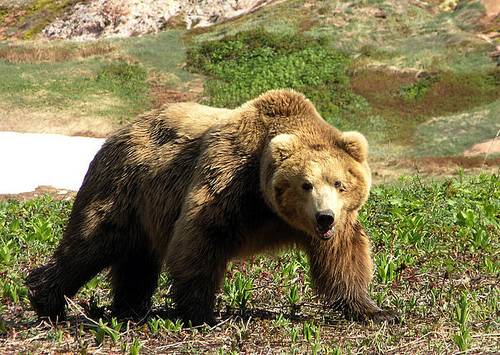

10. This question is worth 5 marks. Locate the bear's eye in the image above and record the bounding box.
[302,182,313,192]
[334,181,346,191]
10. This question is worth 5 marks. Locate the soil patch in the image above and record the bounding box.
[351,69,499,120]
[370,156,499,184]
[149,78,204,108]
[464,137,500,157]
[0,106,116,138]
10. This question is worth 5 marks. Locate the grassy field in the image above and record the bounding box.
[0,30,197,127]
[0,174,498,353]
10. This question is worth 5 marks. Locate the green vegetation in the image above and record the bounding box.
[0,31,194,124]
[1,1,499,352]
[187,29,368,126]
[95,61,150,121]
[1,1,497,159]
[186,27,499,154]
[0,58,149,121]
[1,174,498,352]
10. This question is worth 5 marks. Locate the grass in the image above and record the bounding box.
[413,100,500,157]
[1,1,497,159]
[187,29,369,126]
[0,173,498,353]
[0,58,150,122]
[0,30,195,124]
[186,26,499,156]
[0,41,115,63]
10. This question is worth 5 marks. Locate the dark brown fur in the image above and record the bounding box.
[26,90,396,325]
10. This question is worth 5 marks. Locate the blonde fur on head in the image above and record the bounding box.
[341,131,368,162]
[251,89,316,118]
[269,133,299,161]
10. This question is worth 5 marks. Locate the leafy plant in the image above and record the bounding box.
[149,316,183,335]
[287,284,301,313]
[90,318,122,345]
[453,293,472,351]
[223,271,253,312]
[129,337,142,355]
[399,76,438,101]
[376,254,397,285]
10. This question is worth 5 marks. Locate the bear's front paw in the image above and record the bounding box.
[365,309,400,324]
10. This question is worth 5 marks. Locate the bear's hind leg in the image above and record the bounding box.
[26,207,120,321]
[110,238,162,320]
[26,232,115,321]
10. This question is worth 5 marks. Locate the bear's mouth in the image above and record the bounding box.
[315,226,335,240]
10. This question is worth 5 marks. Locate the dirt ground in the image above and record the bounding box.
[370,156,499,184]
[464,137,500,157]
[0,106,117,138]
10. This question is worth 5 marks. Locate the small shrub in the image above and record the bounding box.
[399,76,438,101]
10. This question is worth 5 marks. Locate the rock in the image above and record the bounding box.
[374,9,386,19]
[41,0,275,41]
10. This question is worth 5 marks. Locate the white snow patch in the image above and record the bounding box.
[0,132,104,194]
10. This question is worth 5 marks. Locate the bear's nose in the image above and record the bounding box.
[316,210,335,230]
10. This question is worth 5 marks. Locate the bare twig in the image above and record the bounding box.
[482,128,500,168]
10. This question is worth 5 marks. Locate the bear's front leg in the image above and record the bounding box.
[166,221,227,326]
[308,220,399,323]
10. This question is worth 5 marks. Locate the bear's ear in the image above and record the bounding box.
[269,134,299,161]
[340,131,368,162]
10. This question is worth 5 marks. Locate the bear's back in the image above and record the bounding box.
[157,102,237,139]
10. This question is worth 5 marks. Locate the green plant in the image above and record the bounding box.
[90,318,122,345]
[453,293,472,351]
[287,284,301,314]
[399,76,438,101]
[272,313,290,328]
[129,337,142,355]
[164,319,183,333]
[289,326,299,343]
[223,271,253,312]
[148,317,183,335]
[376,254,397,285]
[303,321,321,354]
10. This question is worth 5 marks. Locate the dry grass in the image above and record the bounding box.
[0,41,115,64]
[0,103,118,138]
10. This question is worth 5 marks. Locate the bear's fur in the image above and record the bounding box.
[26,89,397,325]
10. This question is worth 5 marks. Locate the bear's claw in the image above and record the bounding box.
[366,309,400,324]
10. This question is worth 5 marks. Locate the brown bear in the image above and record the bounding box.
[26,89,397,325]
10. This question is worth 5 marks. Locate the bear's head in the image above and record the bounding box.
[261,131,371,241]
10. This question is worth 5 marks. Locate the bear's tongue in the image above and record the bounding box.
[323,228,335,239]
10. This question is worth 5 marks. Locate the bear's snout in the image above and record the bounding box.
[315,210,335,239]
